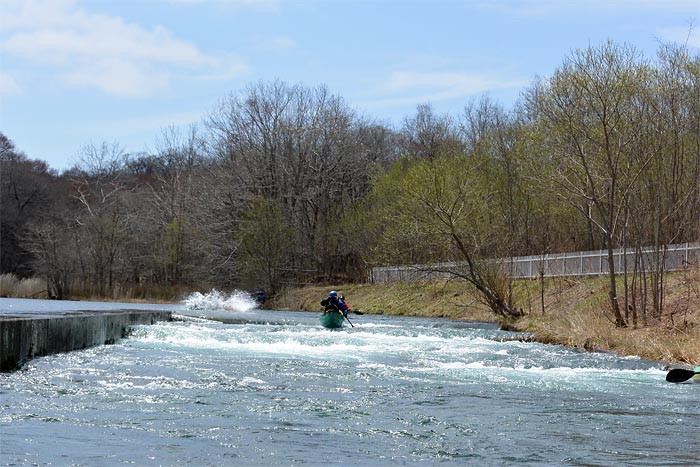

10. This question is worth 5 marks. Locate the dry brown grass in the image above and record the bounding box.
[5,268,695,364]
[271,269,700,365]
[510,272,700,364]
[0,274,47,298]
[271,281,494,321]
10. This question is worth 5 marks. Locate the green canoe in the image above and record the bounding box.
[320,309,345,329]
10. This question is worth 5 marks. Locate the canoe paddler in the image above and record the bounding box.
[320,290,348,317]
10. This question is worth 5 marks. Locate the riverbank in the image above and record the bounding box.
[4,271,698,365]
[269,272,700,365]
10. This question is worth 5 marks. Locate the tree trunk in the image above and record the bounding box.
[540,269,546,315]
[606,234,626,327]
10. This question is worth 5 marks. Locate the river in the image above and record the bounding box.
[1,295,698,466]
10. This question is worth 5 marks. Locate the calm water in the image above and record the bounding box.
[1,296,698,466]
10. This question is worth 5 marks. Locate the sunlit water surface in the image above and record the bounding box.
[1,296,698,466]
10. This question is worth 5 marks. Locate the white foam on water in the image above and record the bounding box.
[239,376,266,385]
[131,323,364,361]
[172,313,212,323]
[130,313,667,393]
[425,361,665,387]
[183,289,258,312]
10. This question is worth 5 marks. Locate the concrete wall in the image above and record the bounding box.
[0,310,172,372]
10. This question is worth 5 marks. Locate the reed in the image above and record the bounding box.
[0,273,47,298]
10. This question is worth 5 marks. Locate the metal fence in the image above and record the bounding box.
[370,243,700,283]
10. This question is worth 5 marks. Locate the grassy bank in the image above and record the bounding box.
[5,271,697,365]
[269,272,700,365]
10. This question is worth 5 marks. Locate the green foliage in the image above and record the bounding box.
[237,197,293,292]
[153,216,200,285]
[365,153,523,318]
[523,39,700,325]
[3,40,699,311]
[369,154,494,265]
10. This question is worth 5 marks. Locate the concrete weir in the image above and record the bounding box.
[0,310,172,372]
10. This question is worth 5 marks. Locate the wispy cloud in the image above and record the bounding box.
[0,71,22,96]
[473,0,700,19]
[83,110,206,138]
[165,0,281,11]
[656,24,700,49]
[379,70,527,106]
[0,0,249,98]
[256,35,297,52]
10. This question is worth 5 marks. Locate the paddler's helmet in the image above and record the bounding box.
[329,290,337,297]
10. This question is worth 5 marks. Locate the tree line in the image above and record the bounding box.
[1,40,698,327]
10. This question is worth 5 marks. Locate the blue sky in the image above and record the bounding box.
[1,0,698,172]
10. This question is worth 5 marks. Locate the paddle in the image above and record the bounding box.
[666,368,700,383]
[343,311,355,328]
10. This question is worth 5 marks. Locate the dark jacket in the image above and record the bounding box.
[321,296,347,313]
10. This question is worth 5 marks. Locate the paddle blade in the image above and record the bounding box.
[666,368,698,383]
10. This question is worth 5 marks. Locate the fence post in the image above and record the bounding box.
[561,252,565,276]
[372,241,699,283]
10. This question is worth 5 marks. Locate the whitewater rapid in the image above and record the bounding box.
[1,295,698,466]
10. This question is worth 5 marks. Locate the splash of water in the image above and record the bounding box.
[183,289,258,312]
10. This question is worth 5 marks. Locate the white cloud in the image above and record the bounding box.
[0,0,249,98]
[0,0,76,31]
[61,59,171,98]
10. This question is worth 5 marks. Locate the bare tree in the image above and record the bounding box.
[206,80,385,280]
[24,208,78,299]
[371,154,523,319]
[0,133,57,277]
[140,125,207,286]
[67,142,132,296]
[526,41,650,327]
[237,197,293,293]
[632,40,700,321]
[400,103,461,160]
